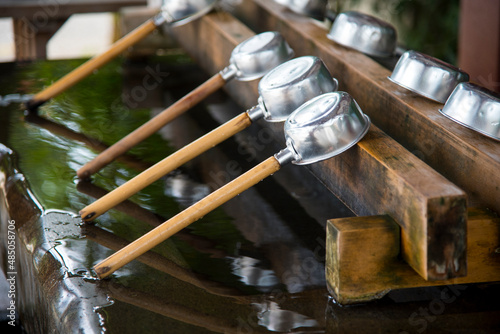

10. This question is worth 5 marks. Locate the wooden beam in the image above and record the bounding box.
[169,11,468,280]
[326,208,500,305]
[233,0,500,216]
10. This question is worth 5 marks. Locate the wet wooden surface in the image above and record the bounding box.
[170,10,468,281]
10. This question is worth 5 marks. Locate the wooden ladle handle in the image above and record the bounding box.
[93,156,281,279]
[79,112,253,221]
[29,18,159,108]
[77,72,227,179]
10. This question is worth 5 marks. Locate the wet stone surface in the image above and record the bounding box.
[0,57,499,333]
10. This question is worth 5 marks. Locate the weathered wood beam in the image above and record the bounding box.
[326,208,500,305]
[233,0,500,216]
[169,11,467,281]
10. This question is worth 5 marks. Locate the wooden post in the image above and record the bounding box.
[168,11,470,281]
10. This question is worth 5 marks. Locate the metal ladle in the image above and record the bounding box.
[80,56,337,221]
[92,91,371,278]
[26,0,218,110]
[76,31,294,179]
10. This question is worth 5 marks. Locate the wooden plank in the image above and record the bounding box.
[232,0,500,216]
[326,208,500,305]
[0,0,147,18]
[169,11,468,280]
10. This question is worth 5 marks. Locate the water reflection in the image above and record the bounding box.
[229,256,281,292]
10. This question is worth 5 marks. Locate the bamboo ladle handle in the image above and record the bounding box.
[93,156,282,279]
[80,112,253,221]
[28,18,159,109]
[77,72,227,179]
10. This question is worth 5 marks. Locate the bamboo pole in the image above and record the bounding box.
[80,112,253,221]
[93,156,282,278]
[77,72,227,179]
[27,18,159,109]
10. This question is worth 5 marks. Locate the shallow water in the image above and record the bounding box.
[0,57,335,333]
[1,56,500,334]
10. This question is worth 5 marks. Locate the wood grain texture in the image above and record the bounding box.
[167,10,468,280]
[326,208,500,305]
[169,10,259,109]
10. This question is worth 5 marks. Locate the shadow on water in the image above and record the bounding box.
[0,55,499,333]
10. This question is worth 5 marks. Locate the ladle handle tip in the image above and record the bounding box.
[30,18,159,106]
[93,155,282,279]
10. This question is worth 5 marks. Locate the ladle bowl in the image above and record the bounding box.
[439,82,500,140]
[284,91,371,165]
[256,56,338,121]
[327,11,397,57]
[388,50,469,103]
[226,31,294,81]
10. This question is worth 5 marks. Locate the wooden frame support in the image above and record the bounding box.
[326,208,500,305]
[169,11,468,281]
[233,0,500,216]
